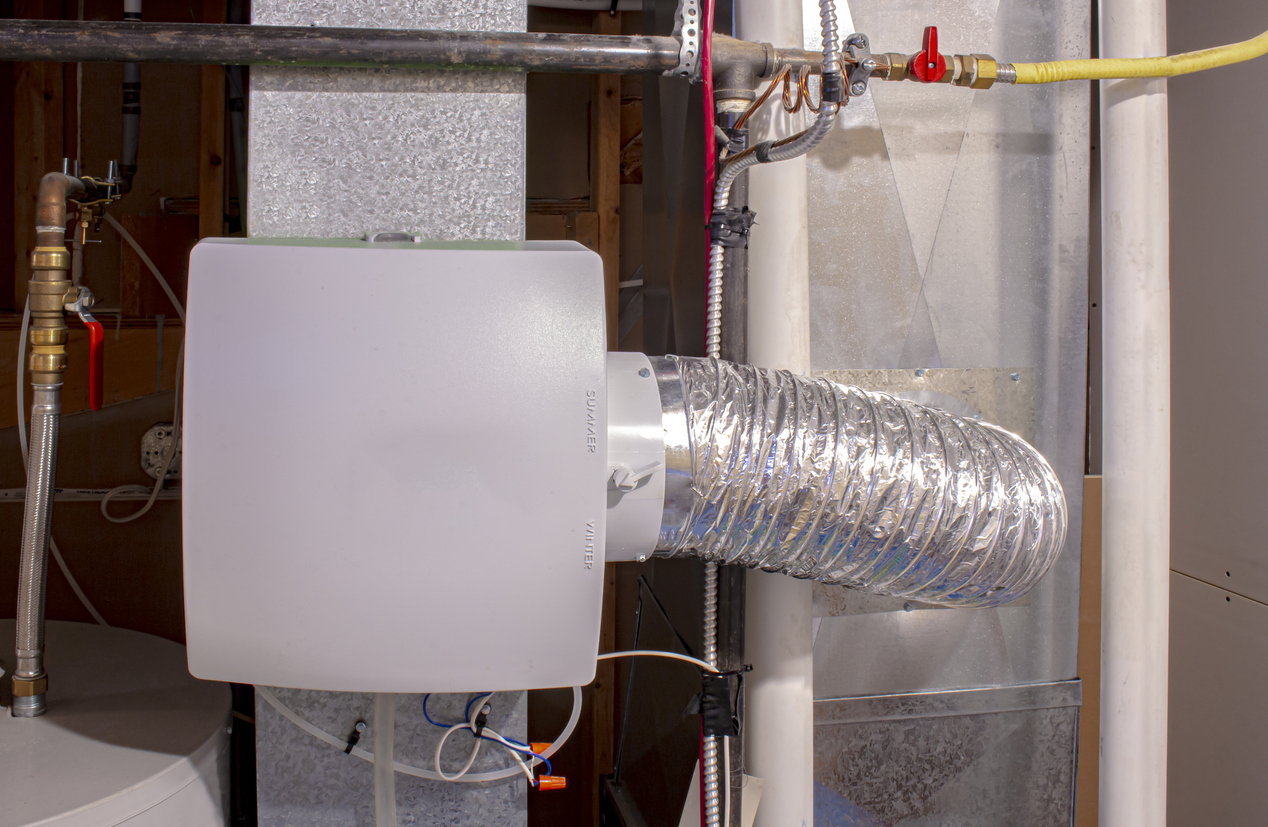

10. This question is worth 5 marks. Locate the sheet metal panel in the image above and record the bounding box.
[807,0,1089,698]
[249,2,527,824]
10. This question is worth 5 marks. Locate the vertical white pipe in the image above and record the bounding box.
[1099,0,1170,824]
[373,693,398,827]
[735,2,814,825]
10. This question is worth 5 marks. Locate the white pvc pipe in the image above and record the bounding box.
[1099,0,1170,824]
[373,693,398,827]
[735,1,814,824]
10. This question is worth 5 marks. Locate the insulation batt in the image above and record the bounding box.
[655,357,1067,608]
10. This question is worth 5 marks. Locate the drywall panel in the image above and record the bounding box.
[1168,572,1268,826]
[1168,0,1268,606]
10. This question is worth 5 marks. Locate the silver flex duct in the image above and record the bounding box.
[649,356,1067,607]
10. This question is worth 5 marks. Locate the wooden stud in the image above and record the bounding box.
[199,0,228,240]
[1076,475,1103,827]
[587,14,622,822]
[13,1,64,310]
[591,12,622,350]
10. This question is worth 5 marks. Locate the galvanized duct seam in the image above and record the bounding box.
[653,356,1066,608]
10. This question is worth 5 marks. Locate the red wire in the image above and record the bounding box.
[701,0,717,358]
[701,6,717,815]
[702,0,716,229]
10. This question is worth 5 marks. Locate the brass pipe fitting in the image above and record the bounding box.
[11,675,47,697]
[27,173,85,385]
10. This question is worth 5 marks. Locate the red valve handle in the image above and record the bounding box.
[83,317,104,412]
[911,26,947,83]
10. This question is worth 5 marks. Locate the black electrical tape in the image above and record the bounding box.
[754,141,774,164]
[700,673,737,737]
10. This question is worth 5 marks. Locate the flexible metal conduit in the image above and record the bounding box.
[654,357,1067,606]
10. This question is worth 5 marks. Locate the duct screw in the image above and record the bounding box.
[639,368,650,378]
[903,602,914,612]
[915,369,925,377]
[637,554,648,563]
[1010,372,1020,381]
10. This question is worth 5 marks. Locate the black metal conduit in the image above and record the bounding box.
[0,20,823,76]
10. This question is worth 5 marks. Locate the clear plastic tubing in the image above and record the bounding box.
[373,693,397,827]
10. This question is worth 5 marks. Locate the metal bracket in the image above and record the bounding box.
[845,33,876,97]
[709,206,756,248]
[667,0,702,80]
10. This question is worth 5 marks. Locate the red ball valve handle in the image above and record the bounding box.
[911,26,948,83]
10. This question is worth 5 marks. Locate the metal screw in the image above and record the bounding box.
[903,602,914,612]
[852,82,866,95]
[915,369,925,377]
[1010,372,1020,382]
[354,721,367,735]
[637,554,648,563]
[639,368,650,378]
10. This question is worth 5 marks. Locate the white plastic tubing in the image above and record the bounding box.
[733,0,814,822]
[1099,0,1170,823]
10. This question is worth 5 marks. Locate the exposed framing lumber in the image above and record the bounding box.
[199,0,228,240]
[13,1,64,310]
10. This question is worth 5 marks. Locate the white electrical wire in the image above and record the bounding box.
[435,722,485,781]
[98,210,186,524]
[103,212,185,323]
[597,649,721,673]
[99,344,182,523]
[255,685,583,784]
[16,301,107,627]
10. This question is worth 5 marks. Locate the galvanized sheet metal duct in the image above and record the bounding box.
[653,356,1066,608]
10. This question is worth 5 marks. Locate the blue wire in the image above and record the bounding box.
[422,694,460,728]
[481,734,552,778]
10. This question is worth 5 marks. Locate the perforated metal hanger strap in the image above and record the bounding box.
[668,0,702,80]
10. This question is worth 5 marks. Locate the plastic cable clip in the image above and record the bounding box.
[708,206,757,249]
[821,72,846,103]
[719,125,748,154]
[344,720,367,754]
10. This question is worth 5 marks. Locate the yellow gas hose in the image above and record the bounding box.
[1013,28,1268,83]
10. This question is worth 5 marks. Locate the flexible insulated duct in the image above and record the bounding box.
[651,356,1066,607]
